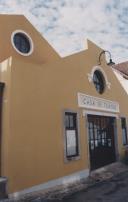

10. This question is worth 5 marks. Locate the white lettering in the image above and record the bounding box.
[78,93,119,113]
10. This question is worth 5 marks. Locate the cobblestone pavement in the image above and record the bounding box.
[1,162,128,202]
[61,170,128,202]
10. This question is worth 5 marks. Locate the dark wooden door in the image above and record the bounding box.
[87,115,116,170]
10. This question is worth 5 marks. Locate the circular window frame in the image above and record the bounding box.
[11,30,34,56]
[93,70,105,94]
[87,66,111,90]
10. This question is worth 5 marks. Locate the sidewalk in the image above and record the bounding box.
[2,162,128,202]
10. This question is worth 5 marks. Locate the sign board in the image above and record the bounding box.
[66,130,76,156]
[78,93,119,113]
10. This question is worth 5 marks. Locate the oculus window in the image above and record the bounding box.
[93,70,105,94]
[11,30,33,56]
[13,33,30,54]
[64,112,79,160]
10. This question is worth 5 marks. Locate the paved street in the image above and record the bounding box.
[2,163,128,202]
[60,170,128,202]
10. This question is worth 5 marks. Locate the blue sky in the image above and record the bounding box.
[0,0,128,63]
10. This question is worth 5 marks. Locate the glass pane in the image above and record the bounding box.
[69,115,74,128]
[66,130,76,156]
[102,139,105,146]
[90,122,93,129]
[108,139,112,147]
[90,129,93,140]
[91,140,94,150]
[102,132,105,138]
[93,70,104,94]
[65,115,69,128]
[98,139,101,146]
[13,33,30,53]
[122,128,127,145]
[121,118,127,145]
[104,139,107,146]
[95,140,98,147]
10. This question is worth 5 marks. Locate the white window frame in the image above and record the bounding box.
[11,30,34,56]
[87,66,111,89]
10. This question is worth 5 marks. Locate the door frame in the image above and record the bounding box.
[0,82,5,176]
[84,110,119,171]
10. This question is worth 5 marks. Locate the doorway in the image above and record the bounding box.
[87,114,116,170]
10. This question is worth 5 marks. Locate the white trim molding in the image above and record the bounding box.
[11,30,34,56]
[83,110,119,118]
[87,66,111,89]
[78,93,120,113]
[10,169,89,199]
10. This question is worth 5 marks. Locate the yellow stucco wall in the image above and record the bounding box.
[0,15,128,194]
[1,41,128,193]
[0,58,12,178]
[0,15,60,64]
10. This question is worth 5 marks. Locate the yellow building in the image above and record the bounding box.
[0,14,128,198]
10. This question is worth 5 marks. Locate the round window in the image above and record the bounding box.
[93,70,105,94]
[11,30,33,56]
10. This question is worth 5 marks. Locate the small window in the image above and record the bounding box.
[11,30,33,56]
[64,112,79,160]
[121,117,128,145]
[13,33,30,54]
[93,70,105,94]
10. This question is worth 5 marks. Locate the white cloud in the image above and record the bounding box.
[0,0,128,63]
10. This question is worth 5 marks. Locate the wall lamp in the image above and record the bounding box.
[99,50,115,66]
